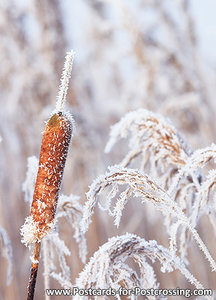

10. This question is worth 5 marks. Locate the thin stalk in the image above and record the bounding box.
[56,50,75,112]
[27,242,41,300]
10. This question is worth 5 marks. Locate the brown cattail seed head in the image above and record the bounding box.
[21,112,73,244]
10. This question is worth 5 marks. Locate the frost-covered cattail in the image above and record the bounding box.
[20,50,75,300]
[21,112,72,244]
[21,51,74,245]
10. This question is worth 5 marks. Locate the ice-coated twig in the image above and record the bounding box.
[56,194,87,264]
[0,226,13,286]
[56,50,75,112]
[46,232,72,289]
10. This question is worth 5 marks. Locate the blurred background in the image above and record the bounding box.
[0,0,216,299]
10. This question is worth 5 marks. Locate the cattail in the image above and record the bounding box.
[21,111,73,244]
[21,50,75,300]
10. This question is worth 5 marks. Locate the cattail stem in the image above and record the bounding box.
[27,242,41,300]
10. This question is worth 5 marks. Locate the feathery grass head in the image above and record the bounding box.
[105,109,190,168]
[82,166,216,272]
[75,234,206,299]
